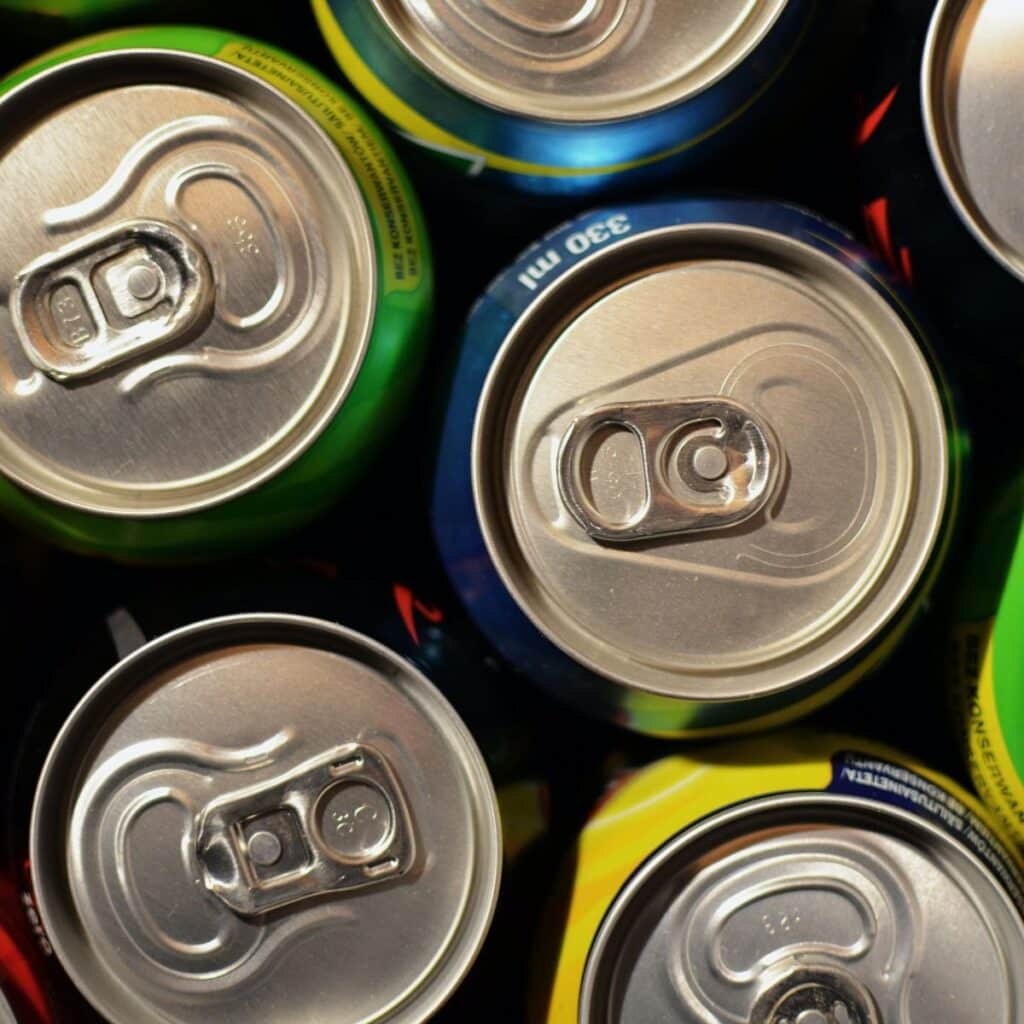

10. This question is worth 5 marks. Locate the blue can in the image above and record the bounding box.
[313,0,815,196]
[432,198,963,735]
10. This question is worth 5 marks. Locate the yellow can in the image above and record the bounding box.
[533,731,1024,1024]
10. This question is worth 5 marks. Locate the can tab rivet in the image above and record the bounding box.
[246,829,283,867]
[750,966,881,1024]
[11,218,214,382]
[196,743,414,916]
[557,397,781,542]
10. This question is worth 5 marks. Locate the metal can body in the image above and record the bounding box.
[28,612,501,1024]
[0,27,431,561]
[533,731,1024,1023]
[4,564,563,1022]
[433,198,962,736]
[856,0,1024,361]
[313,0,814,196]
[952,473,1024,850]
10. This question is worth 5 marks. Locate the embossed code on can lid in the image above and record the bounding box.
[29,615,501,1024]
[580,795,1024,1023]
[924,0,1024,283]
[0,52,376,516]
[474,225,948,702]
[371,0,791,122]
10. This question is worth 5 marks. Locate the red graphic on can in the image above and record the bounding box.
[863,197,913,285]
[393,584,444,647]
[856,85,899,147]
[0,870,53,1023]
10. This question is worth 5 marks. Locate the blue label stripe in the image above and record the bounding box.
[829,751,1024,913]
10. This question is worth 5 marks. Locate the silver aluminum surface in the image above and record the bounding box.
[0,51,376,516]
[473,225,948,704]
[580,794,1024,1023]
[923,0,1024,283]
[370,0,791,122]
[0,995,14,1024]
[30,615,501,1024]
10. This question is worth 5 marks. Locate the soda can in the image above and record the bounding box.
[952,473,1024,850]
[433,198,962,736]
[532,731,1024,1023]
[28,613,501,1024]
[3,563,564,1021]
[856,0,1024,362]
[0,27,432,561]
[312,0,815,196]
[3,562,552,855]
[0,867,71,1023]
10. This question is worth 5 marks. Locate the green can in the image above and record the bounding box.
[953,474,1024,850]
[0,27,432,560]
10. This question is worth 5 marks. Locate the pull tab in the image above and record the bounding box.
[749,966,881,1024]
[11,218,214,382]
[196,744,414,916]
[557,397,780,542]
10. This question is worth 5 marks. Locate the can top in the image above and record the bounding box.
[370,0,791,122]
[580,793,1024,1022]
[474,221,948,703]
[30,615,501,1024]
[923,0,1024,283]
[0,50,376,517]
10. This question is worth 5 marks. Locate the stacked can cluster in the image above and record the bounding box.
[0,2,1022,1024]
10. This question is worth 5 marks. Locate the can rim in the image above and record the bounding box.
[921,0,1024,285]
[29,612,502,1024]
[471,221,949,704]
[579,790,1024,1021]
[0,48,378,519]
[367,0,792,124]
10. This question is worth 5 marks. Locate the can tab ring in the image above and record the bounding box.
[557,397,780,542]
[749,965,882,1024]
[11,218,214,382]
[196,743,414,916]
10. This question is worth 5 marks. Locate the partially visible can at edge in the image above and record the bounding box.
[530,731,1024,1023]
[952,472,1024,850]
[433,198,963,736]
[855,0,1024,363]
[0,866,75,1023]
[312,0,816,196]
[28,613,501,1024]
[0,26,432,561]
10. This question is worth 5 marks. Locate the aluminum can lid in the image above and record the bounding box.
[580,794,1024,1022]
[0,50,376,516]
[30,615,501,1024]
[475,222,948,703]
[924,0,1024,283]
[370,0,791,122]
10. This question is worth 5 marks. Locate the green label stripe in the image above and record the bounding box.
[993,618,1024,785]
[989,491,1024,779]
